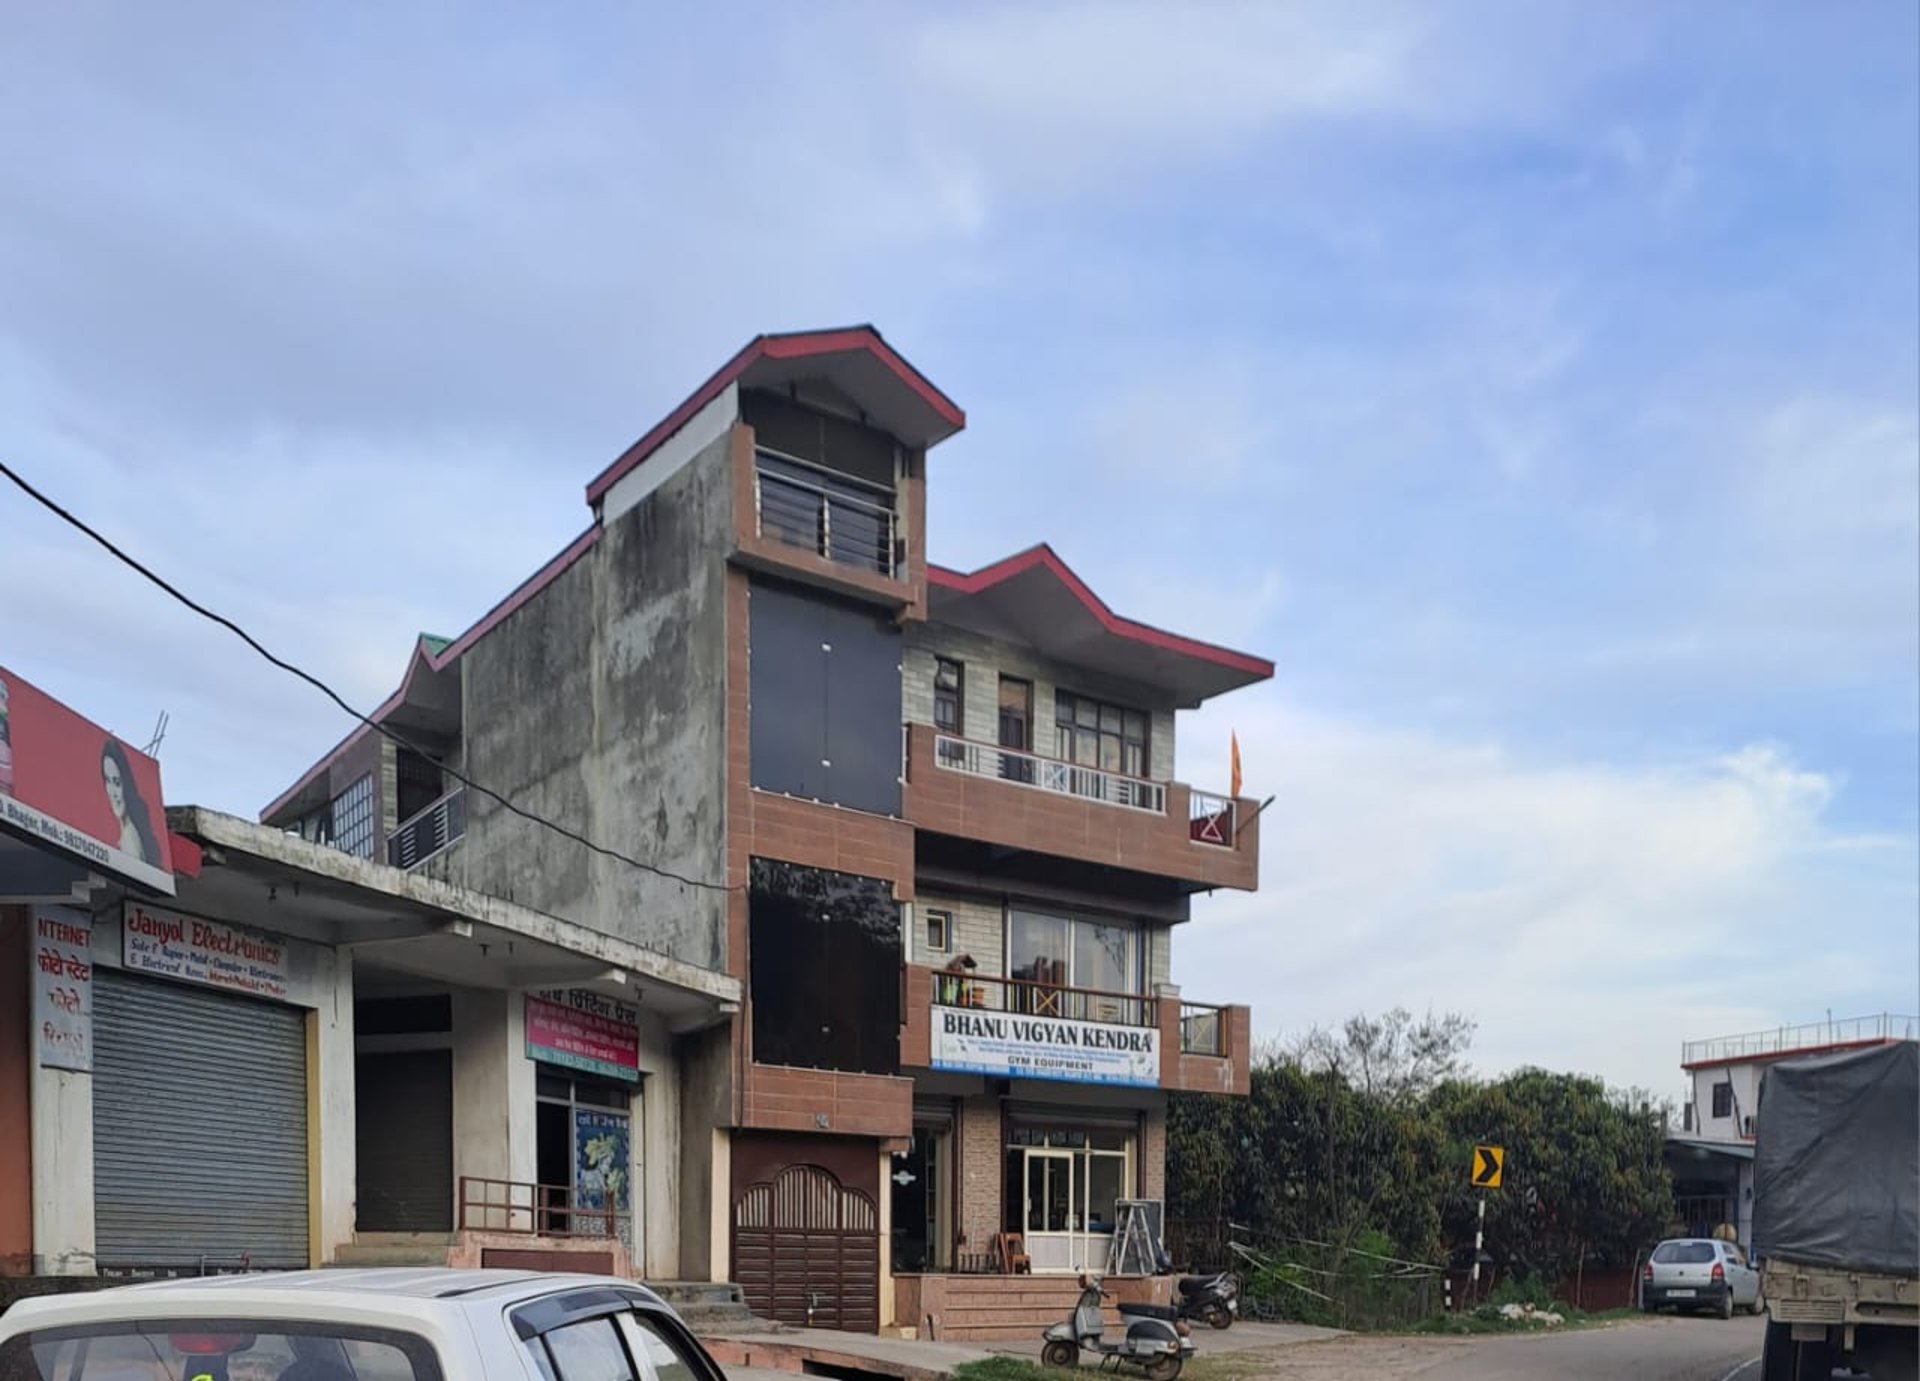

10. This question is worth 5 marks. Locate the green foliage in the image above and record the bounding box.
[1166,1012,1674,1332]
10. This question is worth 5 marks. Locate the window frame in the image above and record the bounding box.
[923,907,952,956]
[329,771,377,859]
[1053,691,1150,780]
[512,1293,727,1381]
[1005,908,1144,1008]
[933,657,966,737]
[1710,1081,1733,1119]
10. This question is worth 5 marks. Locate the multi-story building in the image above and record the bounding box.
[262,325,1269,1333]
[1666,1013,1918,1248]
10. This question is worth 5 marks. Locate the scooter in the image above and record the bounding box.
[1042,1275,1195,1381]
[1172,1272,1238,1330]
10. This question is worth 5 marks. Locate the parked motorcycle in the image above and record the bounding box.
[1042,1276,1194,1381]
[1172,1272,1238,1330]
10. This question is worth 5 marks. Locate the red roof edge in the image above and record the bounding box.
[928,544,1275,680]
[259,527,601,822]
[583,326,965,508]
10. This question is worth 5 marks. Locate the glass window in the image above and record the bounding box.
[1652,1241,1719,1264]
[934,658,965,735]
[543,1317,636,1381]
[1055,692,1150,780]
[1711,1082,1733,1118]
[330,771,376,859]
[749,858,903,1075]
[616,1313,702,1381]
[924,909,951,955]
[1074,922,1135,995]
[1009,910,1142,1010]
[4,1325,437,1380]
[1009,911,1071,1007]
[1086,1153,1126,1234]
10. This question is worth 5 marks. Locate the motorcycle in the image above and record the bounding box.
[1172,1272,1238,1330]
[1042,1275,1195,1381]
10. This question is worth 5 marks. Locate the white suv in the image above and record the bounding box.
[0,1268,727,1381]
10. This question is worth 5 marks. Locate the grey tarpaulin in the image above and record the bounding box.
[1752,1040,1919,1276]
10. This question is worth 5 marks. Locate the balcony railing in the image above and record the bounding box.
[931,733,1167,814]
[387,786,467,869]
[457,1175,628,1241]
[931,969,1157,1028]
[1682,1012,1919,1065]
[1180,1002,1227,1056]
[753,448,899,578]
[1187,791,1236,849]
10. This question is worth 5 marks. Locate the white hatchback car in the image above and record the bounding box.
[0,1268,728,1381]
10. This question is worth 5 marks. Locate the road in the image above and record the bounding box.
[1213,1314,1834,1380]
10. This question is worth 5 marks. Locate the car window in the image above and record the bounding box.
[1651,1241,1717,1264]
[614,1314,701,1381]
[539,1318,636,1381]
[1724,1245,1747,1266]
[0,1324,436,1381]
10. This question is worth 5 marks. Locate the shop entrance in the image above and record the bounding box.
[535,1070,637,1253]
[1006,1124,1132,1273]
[889,1122,952,1274]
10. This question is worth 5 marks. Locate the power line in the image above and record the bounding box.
[1,457,740,896]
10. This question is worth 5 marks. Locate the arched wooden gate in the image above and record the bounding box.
[733,1163,880,1332]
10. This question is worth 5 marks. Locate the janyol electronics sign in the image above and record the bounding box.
[0,665,173,895]
[931,1007,1161,1088]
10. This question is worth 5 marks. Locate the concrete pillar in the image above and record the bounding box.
[452,989,536,1191]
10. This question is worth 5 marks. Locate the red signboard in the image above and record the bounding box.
[0,666,173,895]
[526,990,641,1083]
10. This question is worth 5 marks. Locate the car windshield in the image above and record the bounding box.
[1651,1241,1718,1264]
[0,1322,437,1381]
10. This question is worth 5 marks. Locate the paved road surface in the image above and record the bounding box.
[1220,1315,1819,1380]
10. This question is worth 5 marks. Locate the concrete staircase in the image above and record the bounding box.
[649,1280,765,1333]
[329,1233,456,1269]
[920,1277,1111,1342]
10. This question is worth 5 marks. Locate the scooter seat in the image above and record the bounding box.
[1117,1302,1179,1322]
[1176,1275,1226,1298]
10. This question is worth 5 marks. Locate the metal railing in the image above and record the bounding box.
[931,733,1167,814]
[1180,1002,1227,1056]
[1188,791,1237,848]
[1682,1012,1919,1065]
[753,449,898,577]
[457,1175,628,1241]
[932,969,1157,1028]
[387,786,467,869]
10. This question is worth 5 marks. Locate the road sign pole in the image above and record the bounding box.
[1469,1195,1486,1289]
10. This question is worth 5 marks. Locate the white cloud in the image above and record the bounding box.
[1171,692,1919,1097]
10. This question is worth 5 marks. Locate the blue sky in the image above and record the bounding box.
[3,2,1914,1097]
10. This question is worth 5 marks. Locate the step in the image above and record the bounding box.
[650,1280,749,1309]
[330,1243,455,1268]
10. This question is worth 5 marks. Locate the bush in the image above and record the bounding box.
[1488,1272,1556,1311]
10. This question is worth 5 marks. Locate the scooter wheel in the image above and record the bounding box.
[1144,1356,1183,1381]
[1206,1306,1233,1330]
[1042,1342,1078,1368]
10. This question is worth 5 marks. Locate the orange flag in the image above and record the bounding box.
[1230,732,1243,800]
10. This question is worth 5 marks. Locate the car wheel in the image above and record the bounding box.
[1718,1289,1735,1320]
[1747,1290,1766,1317]
[1043,1342,1078,1369]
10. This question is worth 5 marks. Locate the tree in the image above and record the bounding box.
[1293,1007,1477,1107]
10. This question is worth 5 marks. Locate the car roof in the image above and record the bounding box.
[1,1269,670,1330]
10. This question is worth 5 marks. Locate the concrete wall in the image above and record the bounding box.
[455,433,733,971]
[451,989,537,1189]
[903,623,1179,783]
[31,905,355,1275]
[676,1023,733,1280]
[1689,1063,1764,1142]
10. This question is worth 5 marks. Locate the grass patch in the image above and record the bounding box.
[956,1361,1056,1381]
[956,1344,1278,1381]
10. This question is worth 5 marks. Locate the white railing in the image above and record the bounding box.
[931,733,1166,814]
[1682,1012,1919,1065]
[387,786,468,870]
[1187,791,1237,849]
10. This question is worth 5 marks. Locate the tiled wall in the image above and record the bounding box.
[902,623,1178,782]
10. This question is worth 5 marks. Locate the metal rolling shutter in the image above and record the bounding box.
[355,1049,453,1232]
[93,970,310,1270]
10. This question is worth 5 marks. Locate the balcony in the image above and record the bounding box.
[387,786,467,870]
[901,966,1249,1095]
[1681,1012,1919,1067]
[731,438,919,610]
[902,723,1258,892]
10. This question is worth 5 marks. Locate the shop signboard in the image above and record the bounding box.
[931,1007,1161,1088]
[122,901,290,1001]
[526,988,641,1083]
[34,908,93,1071]
[0,666,174,895]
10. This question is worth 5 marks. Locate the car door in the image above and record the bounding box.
[1723,1243,1757,1306]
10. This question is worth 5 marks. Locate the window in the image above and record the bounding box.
[934,657,965,736]
[1055,692,1149,779]
[1651,1240,1719,1264]
[924,908,952,955]
[749,858,902,1075]
[1007,910,1144,1022]
[542,1317,637,1381]
[1712,1081,1733,1119]
[1003,1122,1135,1242]
[998,676,1033,783]
[616,1310,703,1381]
[330,771,376,858]
[2,1323,439,1380]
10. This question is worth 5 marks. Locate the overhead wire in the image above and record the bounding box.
[0,457,742,896]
